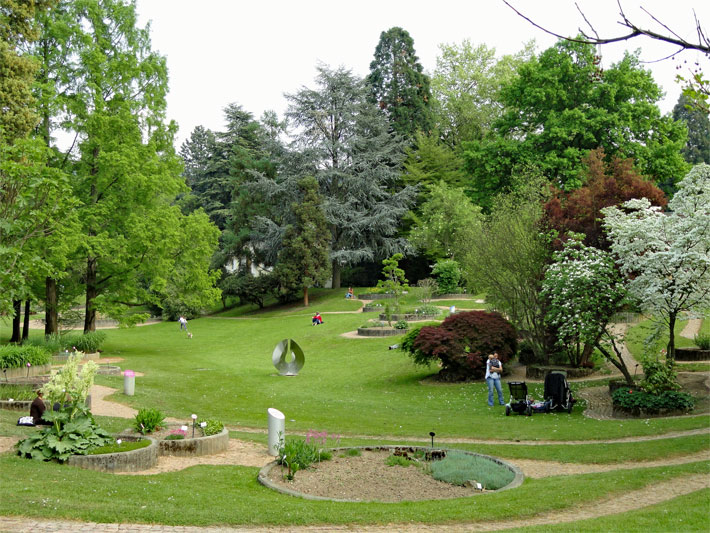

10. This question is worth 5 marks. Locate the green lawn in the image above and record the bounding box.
[1,289,708,530]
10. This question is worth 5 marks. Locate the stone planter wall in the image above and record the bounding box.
[157,427,229,457]
[362,306,383,313]
[67,437,157,473]
[431,294,469,299]
[675,348,710,361]
[52,351,101,363]
[357,327,403,337]
[525,365,594,380]
[378,313,439,322]
[1,364,51,380]
[358,293,395,300]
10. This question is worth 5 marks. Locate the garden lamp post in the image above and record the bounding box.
[191,414,197,437]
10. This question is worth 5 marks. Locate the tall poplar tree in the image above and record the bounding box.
[367,27,433,139]
[673,93,710,165]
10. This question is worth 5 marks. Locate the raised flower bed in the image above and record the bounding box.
[67,436,158,473]
[356,326,403,337]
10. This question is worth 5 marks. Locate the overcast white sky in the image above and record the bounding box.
[135,0,709,149]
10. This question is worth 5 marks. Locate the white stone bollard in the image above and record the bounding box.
[123,370,135,396]
[267,408,285,456]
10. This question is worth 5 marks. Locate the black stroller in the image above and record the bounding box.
[505,381,550,416]
[544,371,575,413]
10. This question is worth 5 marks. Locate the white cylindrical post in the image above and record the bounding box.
[123,370,135,396]
[267,407,285,456]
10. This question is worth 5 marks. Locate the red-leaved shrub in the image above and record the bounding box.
[410,311,517,382]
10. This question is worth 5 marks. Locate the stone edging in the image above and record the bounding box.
[67,437,158,473]
[675,348,710,361]
[357,327,404,337]
[157,427,229,457]
[378,313,439,321]
[1,364,51,380]
[257,445,524,502]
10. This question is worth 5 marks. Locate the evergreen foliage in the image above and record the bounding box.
[367,27,433,138]
[672,93,710,165]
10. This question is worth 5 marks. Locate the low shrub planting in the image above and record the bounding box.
[197,418,224,436]
[694,332,710,350]
[394,320,408,330]
[0,384,35,401]
[0,345,51,369]
[429,451,515,490]
[133,408,165,434]
[165,429,186,440]
[277,437,332,480]
[612,388,695,414]
[386,454,415,467]
[63,331,107,353]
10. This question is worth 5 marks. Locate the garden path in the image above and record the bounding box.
[681,318,703,339]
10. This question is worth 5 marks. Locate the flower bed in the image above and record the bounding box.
[356,327,403,337]
[358,293,395,300]
[118,424,229,457]
[258,445,523,502]
[67,436,158,473]
[378,313,439,321]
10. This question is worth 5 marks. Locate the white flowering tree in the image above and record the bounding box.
[542,240,633,384]
[602,164,710,359]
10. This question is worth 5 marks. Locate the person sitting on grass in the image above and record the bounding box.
[312,312,323,325]
[30,390,51,426]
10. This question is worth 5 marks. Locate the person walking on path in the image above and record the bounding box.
[485,352,505,406]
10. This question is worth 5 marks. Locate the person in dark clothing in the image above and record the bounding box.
[30,390,51,425]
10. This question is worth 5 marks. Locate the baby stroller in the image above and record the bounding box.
[505,382,550,416]
[544,371,575,413]
[505,381,532,416]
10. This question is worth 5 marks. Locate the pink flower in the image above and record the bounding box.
[628,390,633,394]
[26,363,31,367]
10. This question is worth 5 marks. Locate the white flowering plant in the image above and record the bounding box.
[602,164,710,359]
[16,352,111,462]
[542,239,634,384]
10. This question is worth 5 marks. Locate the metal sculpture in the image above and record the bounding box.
[272,339,304,376]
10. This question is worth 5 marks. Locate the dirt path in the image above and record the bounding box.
[681,318,703,339]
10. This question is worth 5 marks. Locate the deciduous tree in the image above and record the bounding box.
[602,164,710,359]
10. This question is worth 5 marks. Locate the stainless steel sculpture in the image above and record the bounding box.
[272,338,305,376]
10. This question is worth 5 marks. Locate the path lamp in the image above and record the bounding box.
[191,414,197,437]
[429,431,436,448]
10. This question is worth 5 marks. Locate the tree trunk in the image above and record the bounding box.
[45,277,59,336]
[10,300,22,343]
[331,260,341,290]
[667,311,677,360]
[22,300,30,340]
[303,286,309,307]
[596,341,634,386]
[84,256,98,333]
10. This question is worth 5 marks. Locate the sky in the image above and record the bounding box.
[134,0,709,149]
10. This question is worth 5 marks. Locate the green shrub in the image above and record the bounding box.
[694,332,710,350]
[394,320,408,330]
[16,405,112,461]
[639,354,680,395]
[386,454,415,467]
[0,384,36,401]
[62,331,107,353]
[399,323,440,366]
[431,259,461,294]
[197,418,224,436]
[277,438,331,480]
[429,451,515,490]
[612,388,695,413]
[23,333,64,353]
[0,345,52,369]
[133,408,165,434]
[343,448,361,457]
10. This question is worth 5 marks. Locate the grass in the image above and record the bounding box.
[0,289,708,530]
[87,439,150,454]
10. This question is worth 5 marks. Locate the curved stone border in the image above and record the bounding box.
[157,427,229,457]
[67,437,157,473]
[357,327,403,337]
[378,313,439,321]
[1,364,51,380]
[258,445,524,502]
[358,293,395,300]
